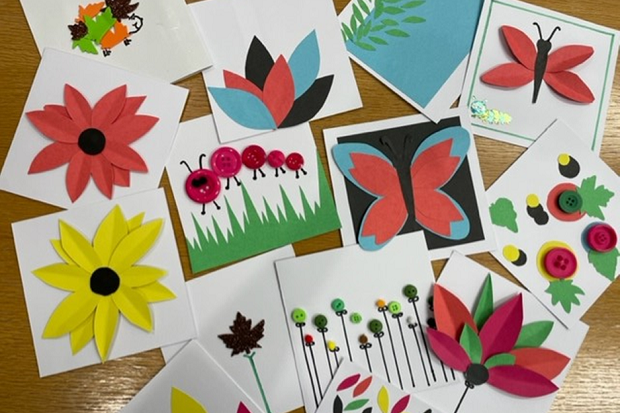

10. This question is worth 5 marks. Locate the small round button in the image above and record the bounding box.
[350,313,362,324]
[242,145,266,169]
[586,223,617,253]
[304,334,314,344]
[327,340,337,351]
[267,150,286,168]
[331,298,345,312]
[185,169,221,203]
[285,152,305,171]
[388,301,402,314]
[291,308,307,323]
[359,334,369,344]
[558,190,582,214]
[313,314,328,329]
[211,147,242,178]
[368,319,383,334]
[403,284,418,299]
[376,299,386,308]
[543,247,578,279]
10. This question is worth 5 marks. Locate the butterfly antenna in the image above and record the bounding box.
[180,160,193,173]
[198,154,207,169]
[533,22,543,40]
[547,26,561,41]
[380,136,396,156]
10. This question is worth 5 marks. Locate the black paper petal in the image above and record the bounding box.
[279,75,334,128]
[245,37,275,91]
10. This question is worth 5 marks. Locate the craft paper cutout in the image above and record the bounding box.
[487,120,620,326]
[171,387,207,413]
[469,97,512,125]
[325,109,495,259]
[460,0,619,153]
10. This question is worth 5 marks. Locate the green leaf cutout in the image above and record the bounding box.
[83,7,115,43]
[382,18,398,26]
[370,24,386,32]
[576,176,614,219]
[385,29,409,37]
[588,248,619,281]
[72,38,98,54]
[545,280,585,313]
[489,198,518,233]
[459,324,482,364]
[359,0,371,14]
[369,36,388,45]
[345,399,369,411]
[514,321,554,349]
[484,353,516,369]
[354,41,376,51]
[342,23,354,41]
[403,0,425,8]
[403,16,426,23]
[353,4,365,24]
[473,274,494,330]
[383,6,405,15]
[374,0,384,18]
[351,15,359,34]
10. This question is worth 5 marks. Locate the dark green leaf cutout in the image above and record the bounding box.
[473,274,494,330]
[545,280,585,313]
[383,7,405,15]
[385,29,409,37]
[459,324,482,364]
[403,0,425,8]
[588,248,619,281]
[403,16,426,23]
[485,353,516,369]
[382,18,398,26]
[489,198,518,233]
[369,36,388,45]
[514,321,554,349]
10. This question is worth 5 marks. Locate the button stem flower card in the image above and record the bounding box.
[165,115,340,274]
[461,0,619,154]
[19,0,212,82]
[189,0,362,142]
[0,49,188,209]
[339,0,483,122]
[416,252,588,413]
[486,120,620,327]
[120,341,263,413]
[324,108,495,259]
[276,233,458,413]
[161,247,302,413]
[11,189,196,377]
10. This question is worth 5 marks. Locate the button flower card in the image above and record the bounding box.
[18,0,211,82]
[324,108,495,260]
[486,120,620,327]
[12,189,196,377]
[0,49,188,209]
[339,0,483,122]
[460,0,619,154]
[189,0,361,142]
[165,115,340,274]
[120,341,263,413]
[276,233,458,413]
[416,252,588,413]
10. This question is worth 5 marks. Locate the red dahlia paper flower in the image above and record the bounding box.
[26,84,159,202]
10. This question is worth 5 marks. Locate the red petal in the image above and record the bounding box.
[237,402,251,413]
[434,284,477,341]
[488,365,558,397]
[224,71,263,100]
[66,152,93,202]
[102,141,148,172]
[64,84,93,129]
[44,105,69,117]
[547,45,594,73]
[426,327,470,371]
[337,373,361,391]
[481,63,534,87]
[479,294,523,362]
[353,376,372,397]
[118,96,147,118]
[26,110,81,143]
[510,348,570,380]
[501,26,536,70]
[102,114,159,144]
[414,190,464,237]
[92,85,127,128]
[262,55,295,126]
[113,167,130,187]
[544,71,595,103]
[391,395,410,413]
[29,142,79,173]
[90,156,114,198]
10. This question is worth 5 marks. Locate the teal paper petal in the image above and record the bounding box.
[209,87,276,130]
[288,30,320,98]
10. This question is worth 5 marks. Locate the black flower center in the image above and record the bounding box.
[90,267,120,296]
[465,363,489,386]
[78,128,106,155]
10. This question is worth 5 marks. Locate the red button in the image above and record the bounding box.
[185,169,221,203]
[211,147,242,178]
[242,145,266,169]
[543,247,578,279]
[285,152,305,171]
[586,223,617,253]
[267,150,285,168]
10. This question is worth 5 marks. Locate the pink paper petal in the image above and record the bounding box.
[487,365,559,397]
[102,141,148,172]
[237,402,251,413]
[113,167,130,187]
[102,114,159,144]
[337,373,361,391]
[90,156,114,199]
[434,284,478,341]
[479,294,523,362]
[64,84,93,129]
[391,395,410,413]
[427,327,470,371]
[29,142,79,173]
[44,105,70,117]
[26,110,81,143]
[118,96,147,119]
[510,348,570,380]
[92,85,127,128]
[66,152,92,202]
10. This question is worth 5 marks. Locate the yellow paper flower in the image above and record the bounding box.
[33,205,175,361]
[171,387,207,413]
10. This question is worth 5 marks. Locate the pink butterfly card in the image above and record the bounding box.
[324,108,495,260]
[460,0,619,154]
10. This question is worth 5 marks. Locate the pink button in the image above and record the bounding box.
[285,152,305,170]
[211,147,242,178]
[586,223,617,253]
[267,150,285,168]
[185,169,221,203]
[242,145,266,169]
[543,248,578,279]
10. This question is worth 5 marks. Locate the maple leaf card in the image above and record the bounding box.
[416,252,588,413]
[460,0,619,154]
[189,0,362,142]
[120,341,263,413]
[487,120,620,327]
[19,0,211,82]
[11,189,196,377]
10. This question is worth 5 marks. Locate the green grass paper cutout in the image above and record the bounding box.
[484,353,516,369]
[576,175,615,219]
[514,321,554,349]
[545,279,585,313]
[588,247,619,281]
[489,198,518,233]
[459,324,482,364]
[473,274,494,329]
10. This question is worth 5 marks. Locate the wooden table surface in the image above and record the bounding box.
[1,0,618,411]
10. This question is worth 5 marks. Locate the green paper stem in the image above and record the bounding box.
[244,351,272,413]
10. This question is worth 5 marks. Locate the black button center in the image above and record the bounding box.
[90,267,120,296]
[78,128,106,155]
[465,363,489,386]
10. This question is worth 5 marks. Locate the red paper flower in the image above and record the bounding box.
[26,84,159,202]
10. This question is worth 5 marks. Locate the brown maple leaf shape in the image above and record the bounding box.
[68,21,88,40]
[105,0,139,21]
[218,312,265,356]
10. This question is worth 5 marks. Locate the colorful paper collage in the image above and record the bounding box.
[276,233,459,413]
[189,0,362,142]
[486,120,620,327]
[165,115,340,274]
[324,108,495,259]
[461,0,619,154]
[11,189,196,377]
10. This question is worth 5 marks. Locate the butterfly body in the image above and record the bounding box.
[532,30,555,103]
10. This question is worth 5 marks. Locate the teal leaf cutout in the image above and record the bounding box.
[209,87,276,130]
[588,248,619,281]
[489,198,518,233]
[459,324,482,364]
[545,280,585,313]
[288,31,320,98]
[514,321,554,349]
[473,274,494,330]
[576,175,614,219]
[484,353,516,369]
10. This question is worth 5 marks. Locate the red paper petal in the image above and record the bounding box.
[224,70,263,100]
[90,156,114,198]
[44,105,69,117]
[479,294,523,362]
[237,402,251,413]
[487,365,559,397]
[501,26,536,70]
[353,376,372,397]
[391,395,410,413]
[337,373,361,391]
[434,284,477,341]
[102,114,159,144]
[64,84,93,129]
[481,63,534,87]
[544,71,595,103]
[262,55,295,126]
[510,348,570,380]
[427,327,470,371]
[414,190,465,237]
[118,96,147,119]
[26,110,81,143]
[29,142,79,173]
[102,141,148,172]
[113,167,130,187]
[547,45,594,73]
[66,152,93,202]
[92,85,127,128]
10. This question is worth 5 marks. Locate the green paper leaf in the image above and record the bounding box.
[351,15,359,35]
[355,41,376,51]
[345,399,369,411]
[473,274,494,330]
[403,1,425,8]
[489,198,518,233]
[484,353,516,369]
[459,324,482,364]
[382,19,398,26]
[514,321,554,349]
[576,175,614,219]
[545,280,585,313]
[403,16,426,23]
[383,0,401,3]
[342,23,354,41]
[588,248,619,281]
[383,7,405,15]
[362,22,372,36]
[359,0,371,14]
[369,36,388,45]
[72,38,98,54]
[374,0,384,18]
[385,29,409,37]
[353,4,365,24]
[84,8,115,43]
[371,24,386,32]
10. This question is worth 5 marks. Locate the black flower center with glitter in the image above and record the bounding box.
[78,128,106,155]
[90,267,120,296]
[465,363,489,386]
